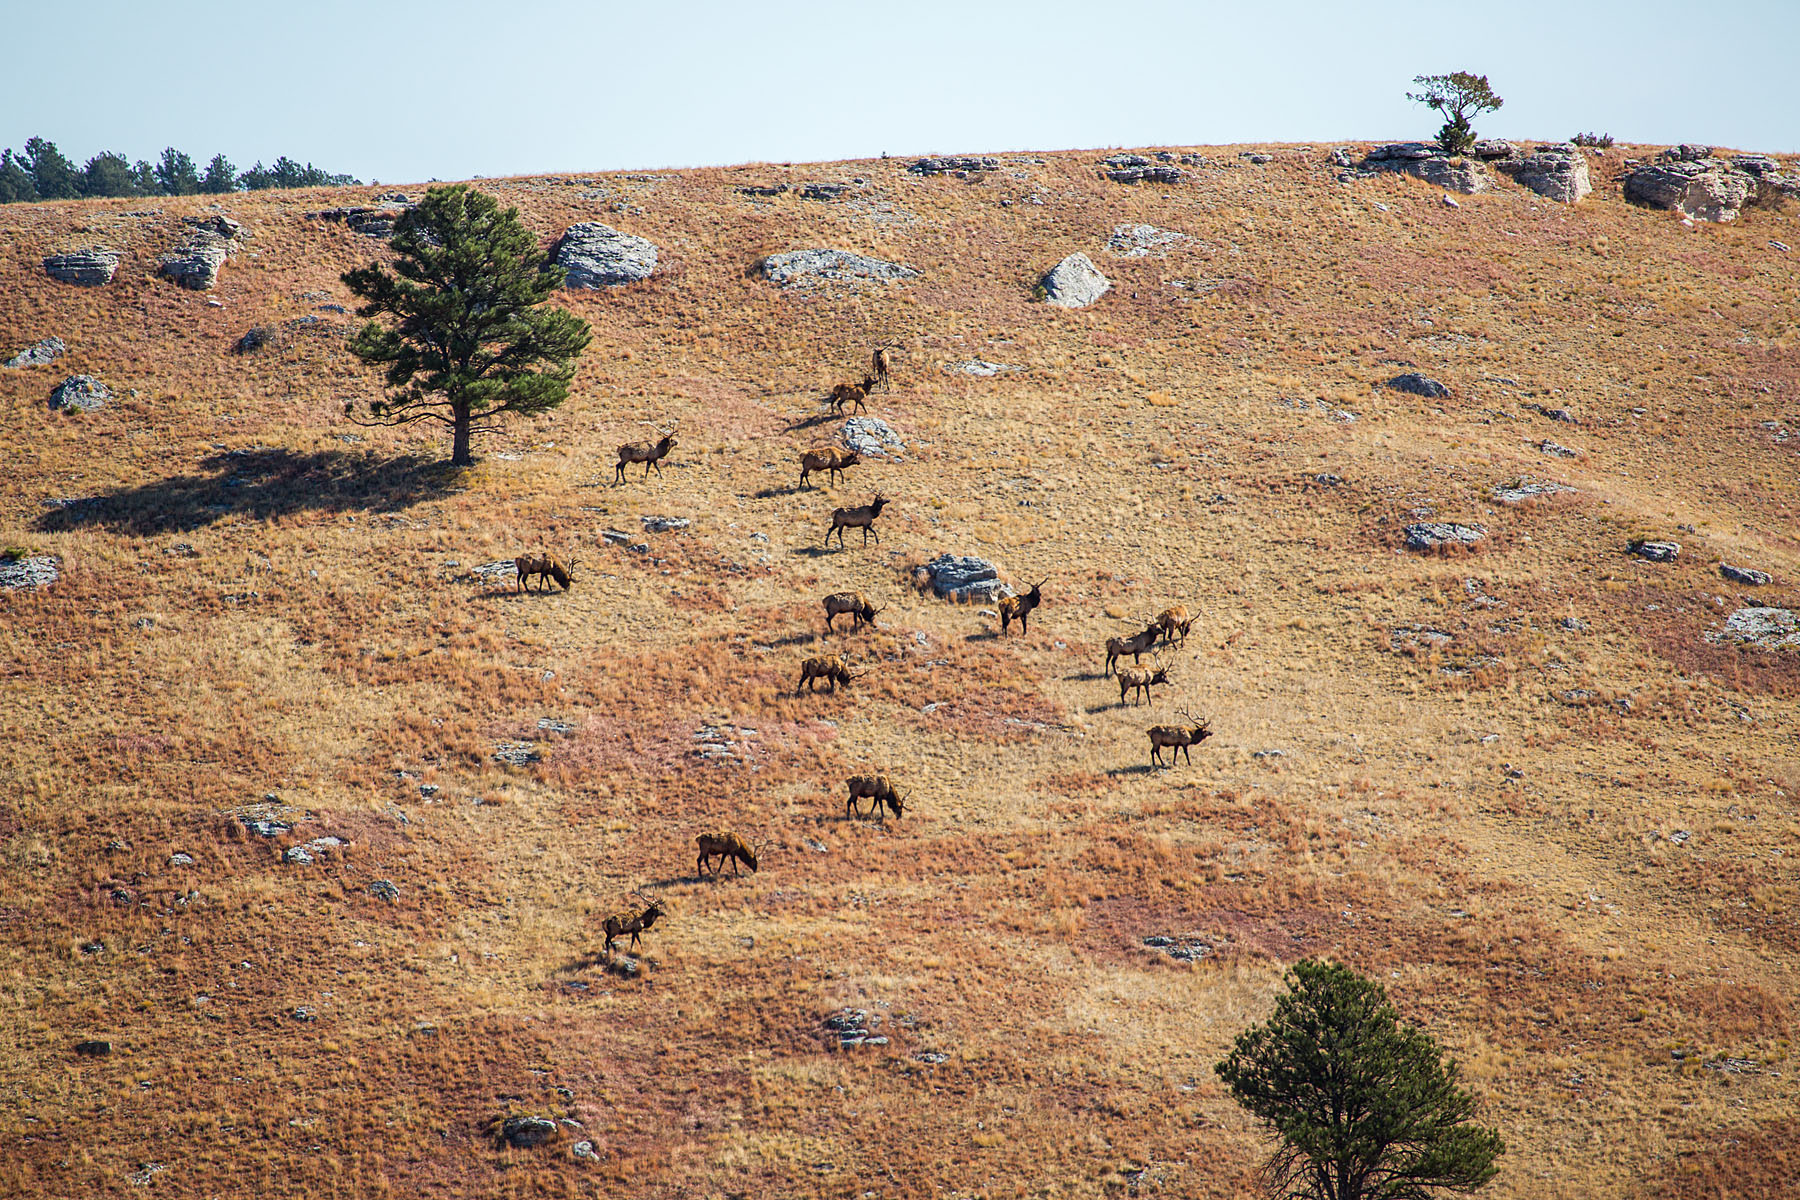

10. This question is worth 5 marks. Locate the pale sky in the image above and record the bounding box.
[4,0,1795,184]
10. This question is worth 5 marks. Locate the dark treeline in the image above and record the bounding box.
[0,136,360,204]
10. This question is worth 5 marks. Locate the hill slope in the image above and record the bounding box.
[2,142,1797,1199]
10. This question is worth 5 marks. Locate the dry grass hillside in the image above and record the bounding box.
[1,141,1797,1200]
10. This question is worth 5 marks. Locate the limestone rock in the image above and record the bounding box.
[1629,540,1680,563]
[1384,373,1449,398]
[48,375,109,412]
[1492,481,1574,505]
[909,156,998,176]
[1404,523,1486,551]
[1709,607,1800,650]
[1104,164,1186,185]
[310,200,415,238]
[1624,159,1754,222]
[552,222,658,288]
[917,554,1012,601]
[369,879,401,902]
[1106,223,1187,258]
[1498,145,1592,203]
[501,1116,558,1149]
[1040,253,1110,308]
[1662,144,1713,162]
[759,248,919,288]
[1358,145,1492,194]
[0,555,60,589]
[44,250,119,286]
[942,359,1018,376]
[1720,564,1771,586]
[842,416,904,459]
[158,239,229,289]
[640,515,690,533]
[4,337,66,369]
[1472,139,1519,160]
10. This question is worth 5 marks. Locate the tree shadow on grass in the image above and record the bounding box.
[32,447,461,536]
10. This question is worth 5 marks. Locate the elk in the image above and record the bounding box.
[798,652,863,694]
[514,553,577,593]
[614,422,679,485]
[1148,711,1213,767]
[872,344,897,391]
[826,494,889,548]
[1118,659,1171,707]
[826,375,878,415]
[822,590,881,633]
[846,774,907,820]
[601,894,666,955]
[800,445,861,488]
[695,831,758,877]
[998,578,1047,635]
[1104,621,1163,675]
[1155,605,1195,645]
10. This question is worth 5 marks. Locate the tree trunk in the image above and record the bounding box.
[451,401,473,466]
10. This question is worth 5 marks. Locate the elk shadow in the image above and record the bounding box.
[792,545,842,558]
[1106,764,1156,777]
[766,632,819,648]
[782,412,838,433]
[963,630,1001,643]
[1065,671,1109,681]
[753,484,808,499]
[31,447,457,536]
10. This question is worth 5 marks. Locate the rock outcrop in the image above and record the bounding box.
[1384,373,1449,398]
[48,375,109,412]
[1404,523,1486,551]
[0,554,60,589]
[917,554,1013,601]
[1623,149,1800,223]
[310,197,416,238]
[759,249,919,288]
[1629,540,1680,563]
[4,337,66,369]
[1720,564,1771,586]
[1708,607,1800,650]
[553,222,658,287]
[44,250,120,286]
[1356,144,1493,194]
[909,157,998,176]
[1497,144,1592,203]
[1106,223,1187,258]
[1039,253,1109,308]
[158,240,229,289]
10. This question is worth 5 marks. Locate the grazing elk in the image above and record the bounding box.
[798,652,863,694]
[800,445,860,488]
[872,344,897,391]
[822,590,881,633]
[1148,711,1213,767]
[1104,621,1164,675]
[515,553,577,593]
[695,831,758,877]
[826,494,889,548]
[614,422,679,485]
[846,774,907,820]
[998,578,1047,636]
[601,894,666,955]
[1118,660,1171,707]
[1155,605,1195,646]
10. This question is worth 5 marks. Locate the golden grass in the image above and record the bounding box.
[0,142,1796,1198]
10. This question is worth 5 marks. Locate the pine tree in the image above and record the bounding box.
[0,150,33,204]
[81,152,140,198]
[1216,960,1504,1200]
[154,147,201,196]
[1406,73,1504,156]
[129,160,158,196]
[201,153,237,194]
[22,137,81,200]
[341,185,591,467]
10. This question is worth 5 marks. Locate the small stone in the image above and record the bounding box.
[1384,373,1449,398]
[494,741,542,767]
[158,239,229,290]
[501,1115,558,1149]
[1540,440,1581,458]
[571,1140,598,1161]
[233,327,274,355]
[75,1039,112,1057]
[48,375,110,412]
[281,846,314,866]
[1629,540,1680,563]
[1720,564,1771,586]
[3,336,67,369]
[169,852,195,867]
[291,1006,317,1022]
[1560,617,1589,632]
[369,879,400,903]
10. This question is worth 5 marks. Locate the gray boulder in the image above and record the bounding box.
[1359,145,1492,194]
[1629,540,1680,563]
[185,214,242,241]
[640,515,690,533]
[1367,142,1439,161]
[1404,523,1486,551]
[1498,145,1592,203]
[501,1116,558,1149]
[4,337,66,369]
[842,416,905,459]
[759,248,919,288]
[1384,373,1449,398]
[0,555,60,589]
[1040,253,1110,308]
[1662,144,1713,162]
[1624,159,1754,222]
[1106,223,1187,258]
[917,554,1013,601]
[1492,480,1574,505]
[158,239,229,289]
[44,250,120,286]
[553,222,658,288]
[1472,139,1519,160]
[1720,564,1771,586]
[1711,607,1800,649]
[49,375,109,412]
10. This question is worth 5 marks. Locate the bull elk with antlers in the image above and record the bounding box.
[695,831,759,877]
[1118,659,1171,707]
[998,578,1047,635]
[1148,711,1212,766]
[872,345,897,391]
[1105,621,1163,675]
[601,894,666,955]
[798,651,863,694]
[826,494,889,548]
[846,774,907,820]
[800,445,861,488]
[515,553,577,593]
[614,421,679,485]
[823,591,881,633]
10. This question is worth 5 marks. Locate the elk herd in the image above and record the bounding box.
[505,346,1213,964]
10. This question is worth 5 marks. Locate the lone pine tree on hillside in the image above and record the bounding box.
[1216,959,1504,1200]
[1407,72,1504,156]
[342,185,590,466]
